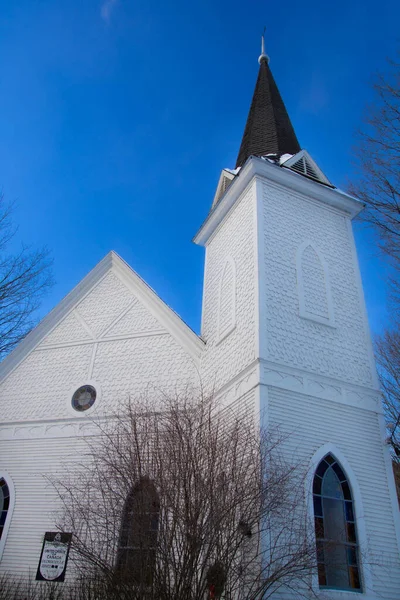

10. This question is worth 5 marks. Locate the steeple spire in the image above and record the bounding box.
[258,29,269,64]
[235,35,300,169]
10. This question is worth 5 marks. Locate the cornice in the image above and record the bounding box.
[259,359,382,414]
[193,157,364,246]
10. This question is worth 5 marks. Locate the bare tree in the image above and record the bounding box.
[0,196,53,359]
[52,393,317,600]
[375,330,400,499]
[350,53,400,500]
[349,52,400,268]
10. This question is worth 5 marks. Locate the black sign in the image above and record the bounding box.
[36,532,72,582]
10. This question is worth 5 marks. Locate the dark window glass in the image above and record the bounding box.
[71,385,96,412]
[315,517,324,538]
[0,479,10,540]
[313,475,322,495]
[345,501,354,522]
[206,562,226,599]
[313,454,361,592]
[317,563,327,585]
[341,481,351,500]
[116,478,160,587]
[347,522,357,543]
[332,462,345,482]
[316,460,329,479]
[313,495,323,517]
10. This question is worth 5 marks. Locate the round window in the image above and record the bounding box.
[72,385,96,412]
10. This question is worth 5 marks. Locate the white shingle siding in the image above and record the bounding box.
[261,180,375,387]
[299,244,330,320]
[0,271,200,425]
[0,162,399,594]
[201,185,257,394]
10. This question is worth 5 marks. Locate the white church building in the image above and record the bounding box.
[1,41,400,598]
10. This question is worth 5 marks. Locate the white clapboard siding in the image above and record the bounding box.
[268,386,400,599]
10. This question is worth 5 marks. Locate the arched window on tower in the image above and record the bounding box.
[116,478,160,586]
[313,454,361,591]
[297,242,334,326]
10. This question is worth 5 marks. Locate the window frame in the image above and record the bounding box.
[313,454,362,592]
[116,478,160,586]
[0,472,15,562]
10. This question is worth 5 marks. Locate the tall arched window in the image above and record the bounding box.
[116,478,159,586]
[313,454,361,591]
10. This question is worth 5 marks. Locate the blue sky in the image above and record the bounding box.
[0,0,398,337]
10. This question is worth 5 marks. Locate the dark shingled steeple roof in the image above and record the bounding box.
[235,51,300,168]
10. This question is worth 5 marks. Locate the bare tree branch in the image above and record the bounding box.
[350,52,400,500]
[50,393,318,600]
[0,195,53,359]
[375,330,400,500]
[349,52,400,272]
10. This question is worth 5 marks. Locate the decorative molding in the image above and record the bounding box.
[98,299,136,339]
[306,378,342,400]
[88,343,98,379]
[73,307,97,340]
[0,419,102,441]
[263,368,304,391]
[194,156,364,247]
[254,178,265,360]
[213,362,260,410]
[260,360,381,413]
[35,329,168,351]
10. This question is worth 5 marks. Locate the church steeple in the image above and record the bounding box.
[235,36,301,168]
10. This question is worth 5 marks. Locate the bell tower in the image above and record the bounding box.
[195,36,400,597]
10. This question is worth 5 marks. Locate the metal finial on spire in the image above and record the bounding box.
[258,27,270,64]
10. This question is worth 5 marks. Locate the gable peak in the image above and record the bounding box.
[281,150,333,187]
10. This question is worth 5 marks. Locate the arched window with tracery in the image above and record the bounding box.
[116,478,160,586]
[313,454,361,591]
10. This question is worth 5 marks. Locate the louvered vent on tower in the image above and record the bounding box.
[212,169,237,208]
[290,156,319,180]
[281,150,333,187]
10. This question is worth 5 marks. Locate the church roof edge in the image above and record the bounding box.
[0,251,204,384]
[194,156,364,246]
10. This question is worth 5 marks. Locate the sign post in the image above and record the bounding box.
[36,532,72,582]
